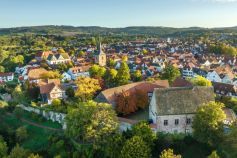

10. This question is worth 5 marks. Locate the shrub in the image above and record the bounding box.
[51,99,61,107]
[16,126,28,142]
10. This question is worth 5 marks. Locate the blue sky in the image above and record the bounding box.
[0,0,237,28]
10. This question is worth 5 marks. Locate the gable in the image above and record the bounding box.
[51,86,63,93]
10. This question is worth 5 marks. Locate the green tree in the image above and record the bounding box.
[91,37,96,46]
[51,99,61,106]
[108,58,116,68]
[142,49,149,55]
[104,69,118,88]
[78,50,85,57]
[131,122,156,148]
[12,85,25,103]
[75,77,101,101]
[193,101,226,146]
[8,144,30,158]
[66,101,119,144]
[57,48,66,54]
[223,121,237,157]
[0,136,8,158]
[66,87,75,98]
[188,75,212,87]
[161,64,180,83]
[133,70,142,82]
[89,65,106,78]
[11,55,24,65]
[16,126,28,142]
[208,151,220,158]
[28,153,42,158]
[40,71,62,79]
[0,100,8,108]
[105,134,125,158]
[0,66,5,72]
[160,148,182,158]
[120,136,150,158]
[116,61,130,86]
[0,50,9,63]
[57,63,68,72]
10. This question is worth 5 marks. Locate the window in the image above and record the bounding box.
[186,118,191,125]
[185,129,191,134]
[164,120,168,126]
[175,119,179,125]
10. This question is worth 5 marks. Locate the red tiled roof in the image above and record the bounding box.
[0,72,14,77]
[172,78,193,87]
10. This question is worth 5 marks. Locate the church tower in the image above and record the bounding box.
[94,43,106,67]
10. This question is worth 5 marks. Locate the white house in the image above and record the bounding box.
[202,60,211,67]
[40,80,66,104]
[149,86,215,133]
[46,53,71,65]
[221,74,233,84]
[0,72,14,83]
[67,66,90,80]
[61,72,72,82]
[206,71,222,82]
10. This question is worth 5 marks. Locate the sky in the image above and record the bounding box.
[0,0,237,28]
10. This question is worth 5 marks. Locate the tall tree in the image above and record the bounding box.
[161,64,180,83]
[193,101,226,146]
[8,144,30,158]
[66,101,119,144]
[12,85,25,103]
[223,121,237,157]
[116,61,130,86]
[131,122,157,148]
[208,151,220,158]
[89,65,106,78]
[40,71,62,79]
[74,77,101,101]
[0,66,5,73]
[0,136,8,158]
[133,70,142,82]
[115,89,149,115]
[115,90,137,115]
[104,69,118,88]
[159,149,182,158]
[135,89,149,109]
[104,134,125,158]
[188,75,212,87]
[16,126,28,142]
[120,136,150,158]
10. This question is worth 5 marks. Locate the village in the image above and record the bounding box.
[1,37,237,128]
[1,36,237,157]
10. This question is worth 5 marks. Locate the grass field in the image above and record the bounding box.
[0,109,63,152]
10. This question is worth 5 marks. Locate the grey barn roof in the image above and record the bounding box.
[153,86,215,115]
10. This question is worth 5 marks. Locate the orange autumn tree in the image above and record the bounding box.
[135,89,149,109]
[115,89,149,115]
[115,90,137,115]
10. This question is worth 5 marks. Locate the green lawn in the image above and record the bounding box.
[19,109,62,129]
[0,109,63,151]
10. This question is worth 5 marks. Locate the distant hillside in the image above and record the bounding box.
[0,25,237,36]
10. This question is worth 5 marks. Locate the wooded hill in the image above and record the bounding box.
[1,25,237,36]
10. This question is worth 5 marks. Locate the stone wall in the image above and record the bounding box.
[17,104,66,129]
[18,105,155,132]
[156,114,194,133]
